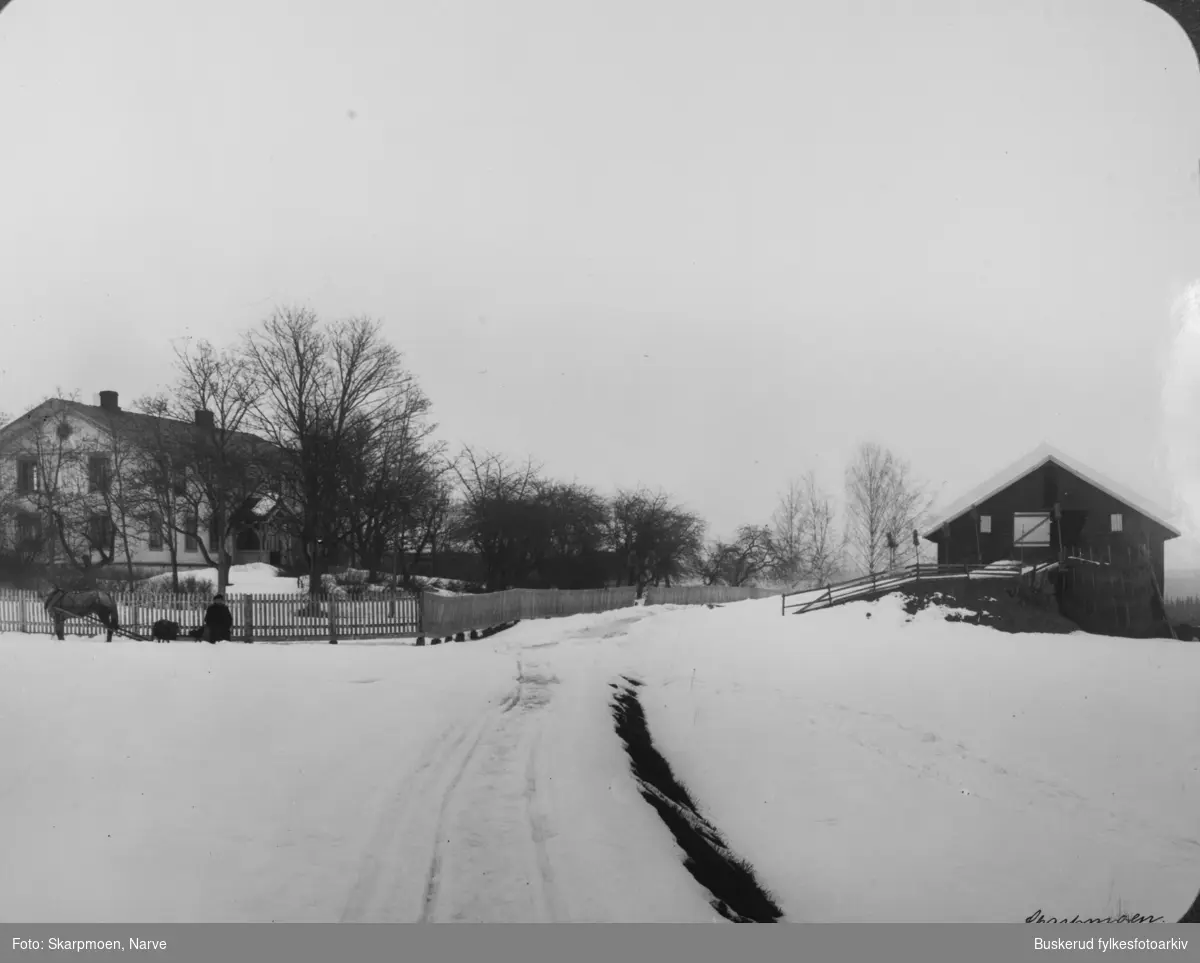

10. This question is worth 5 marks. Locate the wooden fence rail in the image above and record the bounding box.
[645,585,783,606]
[421,587,638,638]
[780,561,1025,616]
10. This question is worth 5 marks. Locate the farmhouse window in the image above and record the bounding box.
[209,516,221,552]
[89,513,112,549]
[1111,513,1123,533]
[185,514,199,552]
[16,458,38,493]
[16,513,41,544]
[88,455,112,493]
[1013,512,1051,547]
[979,515,991,534]
[148,513,164,551]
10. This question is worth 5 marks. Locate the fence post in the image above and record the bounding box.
[132,600,141,638]
[329,594,338,644]
[418,591,425,635]
[19,594,27,633]
[244,596,254,644]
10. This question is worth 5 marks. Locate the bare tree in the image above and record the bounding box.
[242,308,423,596]
[124,403,189,591]
[451,447,543,589]
[396,471,454,584]
[608,487,706,594]
[800,472,843,587]
[770,478,807,584]
[844,442,931,576]
[701,524,774,586]
[768,471,844,588]
[341,377,444,583]
[136,339,275,594]
[91,408,149,587]
[531,480,610,588]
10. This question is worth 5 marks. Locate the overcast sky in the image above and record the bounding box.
[3,0,1200,564]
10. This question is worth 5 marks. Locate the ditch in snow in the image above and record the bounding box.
[610,675,784,923]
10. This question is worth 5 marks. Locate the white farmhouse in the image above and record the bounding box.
[0,390,294,574]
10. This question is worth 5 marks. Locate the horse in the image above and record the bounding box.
[43,587,120,642]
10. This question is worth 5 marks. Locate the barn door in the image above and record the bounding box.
[1059,510,1088,554]
[1013,513,1052,551]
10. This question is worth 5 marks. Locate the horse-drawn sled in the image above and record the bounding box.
[42,587,141,642]
[42,588,232,643]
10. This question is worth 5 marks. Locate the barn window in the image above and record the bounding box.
[1111,513,1123,533]
[148,513,164,551]
[979,515,991,534]
[1013,512,1051,547]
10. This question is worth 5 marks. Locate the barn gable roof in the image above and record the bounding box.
[922,442,1181,540]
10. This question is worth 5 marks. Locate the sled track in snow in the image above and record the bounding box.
[339,706,496,923]
[610,676,784,923]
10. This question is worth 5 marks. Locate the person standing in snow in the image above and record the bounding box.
[202,594,234,644]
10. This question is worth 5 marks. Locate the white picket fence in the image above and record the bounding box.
[1,582,781,644]
[0,590,421,642]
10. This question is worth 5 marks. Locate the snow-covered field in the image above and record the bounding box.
[2,594,1198,923]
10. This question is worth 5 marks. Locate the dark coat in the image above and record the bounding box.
[204,601,234,642]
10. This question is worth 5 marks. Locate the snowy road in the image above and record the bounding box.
[333,645,720,923]
[4,594,1199,923]
[0,613,719,923]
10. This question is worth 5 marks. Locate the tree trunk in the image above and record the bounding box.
[166,503,180,592]
[121,526,136,588]
[215,505,230,595]
[308,531,323,597]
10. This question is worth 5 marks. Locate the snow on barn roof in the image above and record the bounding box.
[922,442,1181,540]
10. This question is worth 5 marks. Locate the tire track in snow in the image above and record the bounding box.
[416,717,494,922]
[418,660,566,922]
[524,725,565,921]
[610,676,784,923]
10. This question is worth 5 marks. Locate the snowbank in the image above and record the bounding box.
[140,563,299,596]
[577,595,1200,922]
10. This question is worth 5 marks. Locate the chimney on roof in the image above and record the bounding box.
[195,409,215,430]
[98,391,119,412]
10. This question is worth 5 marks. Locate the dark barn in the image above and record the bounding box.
[922,444,1180,635]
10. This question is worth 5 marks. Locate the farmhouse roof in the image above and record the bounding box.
[0,397,272,451]
[922,442,1181,540]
